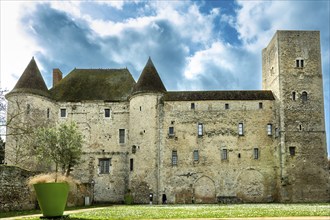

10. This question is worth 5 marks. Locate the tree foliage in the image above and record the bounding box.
[34,122,83,176]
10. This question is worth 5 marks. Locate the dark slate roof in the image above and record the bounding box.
[7,57,49,97]
[164,90,275,101]
[132,57,166,95]
[50,68,136,101]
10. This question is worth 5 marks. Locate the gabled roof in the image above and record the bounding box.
[8,57,49,97]
[132,58,166,95]
[164,90,275,101]
[50,68,135,102]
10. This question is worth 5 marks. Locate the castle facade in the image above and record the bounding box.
[5,30,329,203]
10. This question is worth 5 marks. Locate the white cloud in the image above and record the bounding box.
[0,1,42,90]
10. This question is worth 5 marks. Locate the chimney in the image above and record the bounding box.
[53,68,63,87]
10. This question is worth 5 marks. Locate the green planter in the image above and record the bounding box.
[34,182,69,217]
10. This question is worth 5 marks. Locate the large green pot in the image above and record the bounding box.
[34,182,69,217]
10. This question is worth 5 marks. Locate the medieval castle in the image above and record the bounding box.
[5,30,329,203]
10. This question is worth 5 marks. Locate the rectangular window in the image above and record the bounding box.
[275,128,279,137]
[259,102,263,109]
[119,129,125,144]
[296,59,304,68]
[104,108,111,118]
[60,108,67,118]
[225,103,229,109]
[26,104,31,114]
[191,103,195,110]
[130,158,134,171]
[47,108,50,119]
[254,148,259,159]
[238,123,244,136]
[292,92,296,101]
[198,123,203,136]
[221,149,228,160]
[289,146,296,156]
[169,127,174,136]
[99,158,111,174]
[301,60,304,68]
[193,150,199,162]
[267,124,272,136]
[172,150,178,166]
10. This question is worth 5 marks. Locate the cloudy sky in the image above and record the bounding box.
[0,0,329,153]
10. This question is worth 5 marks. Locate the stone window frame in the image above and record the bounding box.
[295,58,304,68]
[221,149,228,160]
[99,158,111,174]
[267,124,272,136]
[119,129,125,144]
[289,146,296,156]
[253,148,259,159]
[60,108,67,118]
[172,150,178,166]
[104,108,111,118]
[197,123,203,137]
[193,150,199,162]
[238,123,244,136]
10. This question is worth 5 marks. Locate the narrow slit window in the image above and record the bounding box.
[198,123,203,136]
[292,92,296,101]
[119,129,125,144]
[238,123,244,136]
[169,127,174,136]
[47,108,50,119]
[221,149,228,160]
[267,124,272,136]
[130,158,134,171]
[193,150,199,162]
[172,150,178,166]
[254,148,259,159]
[26,104,31,114]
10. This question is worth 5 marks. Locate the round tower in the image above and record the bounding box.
[128,58,166,204]
[5,57,56,170]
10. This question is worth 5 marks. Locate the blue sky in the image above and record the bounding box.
[1,0,329,154]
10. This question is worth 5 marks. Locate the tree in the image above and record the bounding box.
[34,122,83,176]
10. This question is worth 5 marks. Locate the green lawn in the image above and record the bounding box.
[2,203,330,219]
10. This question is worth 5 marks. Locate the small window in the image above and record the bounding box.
[139,106,142,111]
[292,92,296,101]
[99,158,111,174]
[60,108,67,118]
[289,146,296,156]
[172,150,178,166]
[119,129,125,144]
[193,150,199,162]
[47,108,50,119]
[302,91,308,102]
[130,158,134,171]
[238,153,241,158]
[267,124,272,136]
[225,103,229,109]
[132,145,137,154]
[27,104,31,114]
[104,108,111,118]
[253,148,259,159]
[169,127,174,136]
[275,128,279,137]
[191,103,195,110]
[238,123,244,136]
[259,102,263,109]
[296,59,304,68]
[221,149,228,160]
[198,123,203,136]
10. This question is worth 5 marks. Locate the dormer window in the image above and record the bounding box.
[296,59,304,68]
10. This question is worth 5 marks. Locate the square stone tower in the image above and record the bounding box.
[262,30,329,202]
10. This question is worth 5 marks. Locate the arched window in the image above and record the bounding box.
[302,91,308,102]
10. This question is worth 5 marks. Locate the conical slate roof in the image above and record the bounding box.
[8,57,49,97]
[132,58,166,95]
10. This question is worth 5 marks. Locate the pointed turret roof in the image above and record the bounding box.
[132,57,166,95]
[8,57,49,97]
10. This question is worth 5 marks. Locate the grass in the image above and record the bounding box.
[1,203,329,219]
